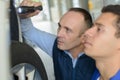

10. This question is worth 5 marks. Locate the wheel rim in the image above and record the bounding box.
[11,63,42,80]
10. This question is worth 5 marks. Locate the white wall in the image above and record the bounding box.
[0,0,11,80]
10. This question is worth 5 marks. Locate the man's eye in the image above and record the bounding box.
[97,26,103,32]
[65,27,71,33]
[57,26,61,31]
[97,27,101,31]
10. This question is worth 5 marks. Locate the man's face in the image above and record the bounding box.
[83,13,120,59]
[57,11,87,52]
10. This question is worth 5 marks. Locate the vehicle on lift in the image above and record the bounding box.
[10,0,55,80]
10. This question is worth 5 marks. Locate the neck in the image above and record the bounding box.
[69,44,84,59]
[95,56,120,80]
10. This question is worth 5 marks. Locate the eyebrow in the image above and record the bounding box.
[95,22,105,27]
[58,22,73,32]
[58,23,60,27]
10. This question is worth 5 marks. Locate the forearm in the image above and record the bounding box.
[20,18,56,56]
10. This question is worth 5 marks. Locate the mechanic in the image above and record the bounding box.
[19,0,96,80]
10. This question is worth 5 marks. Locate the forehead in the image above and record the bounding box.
[95,13,117,26]
[60,11,84,21]
[94,13,118,36]
[59,11,85,28]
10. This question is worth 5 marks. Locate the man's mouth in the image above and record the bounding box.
[83,41,92,47]
[57,40,64,45]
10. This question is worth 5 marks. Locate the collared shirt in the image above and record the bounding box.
[92,69,120,80]
[65,51,84,68]
[21,18,84,68]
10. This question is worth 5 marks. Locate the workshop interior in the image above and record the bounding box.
[0,0,120,80]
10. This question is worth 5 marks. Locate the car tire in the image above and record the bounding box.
[10,41,48,80]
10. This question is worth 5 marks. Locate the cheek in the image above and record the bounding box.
[66,36,81,46]
[93,37,117,56]
[71,38,82,47]
[85,36,107,56]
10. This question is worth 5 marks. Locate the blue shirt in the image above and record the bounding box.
[21,18,84,68]
[92,69,120,80]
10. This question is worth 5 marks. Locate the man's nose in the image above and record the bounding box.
[57,29,64,37]
[82,29,92,42]
[82,34,88,41]
[83,27,94,38]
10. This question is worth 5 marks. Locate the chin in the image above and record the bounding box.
[57,43,69,50]
[57,45,64,50]
[85,52,98,60]
[84,50,93,57]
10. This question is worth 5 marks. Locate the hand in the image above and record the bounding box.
[19,0,42,19]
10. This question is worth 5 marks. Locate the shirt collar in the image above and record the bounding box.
[64,50,84,59]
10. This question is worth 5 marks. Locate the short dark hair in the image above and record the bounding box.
[102,5,120,38]
[68,8,93,28]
